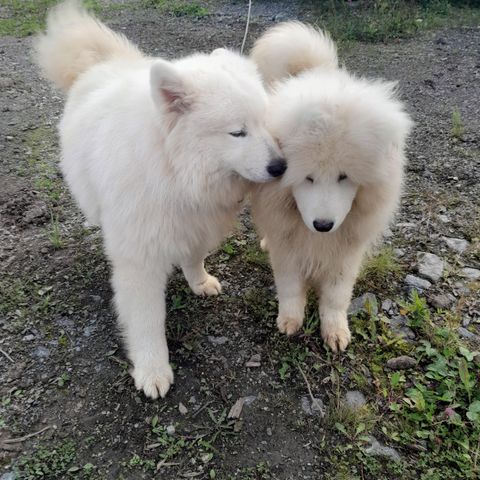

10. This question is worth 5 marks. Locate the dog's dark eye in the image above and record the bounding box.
[306,176,314,183]
[229,129,247,138]
[338,173,348,182]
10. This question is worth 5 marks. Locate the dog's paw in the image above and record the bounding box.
[277,314,303,336]
[260,237,269,252]
[191,274,222,296]
[131,362,174,399]
[321,324,351,353]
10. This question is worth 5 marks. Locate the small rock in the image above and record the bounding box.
[166,425,175,435]
[394,248,405,258]
[438,214,449,223]
[457,327,479,341]
[207,335,228,345]
[348,293,378,316]
[462,316,472,327]
[0,473,16,480]
[429,293,455,309]
[33,346,50,359]
[266,427,272,436]
[365,436,401,462]
[460,268,480,281]
[443,237,469,254]
[381,299,394,312]
[243,395,257,406]
[228,398,245,419]
[245,353,261,368]
[22,334,35,342]
[23,205,47,224]
[404,274,432,290]
[389,316,416,341]
[301,396,324,417]
[345,390,366,410]
[417,252,444,282]
[386,355,416,370]
[179,402,188,415]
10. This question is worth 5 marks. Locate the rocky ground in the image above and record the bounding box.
[0,1,479,479]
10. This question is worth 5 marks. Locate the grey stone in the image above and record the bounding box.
[22,334,35,342]
[0,473,16,480]
[365,436,401,462]
[245,353,261,368]
[404,274,432,290]
[33,346,50,359]
[166,425,175,435]
[207,335,228,345]
[461,268,480,281]
[345,390,367,410]
[417,252,444,282]
[429,293,455,309]
[348,293,378,316]
[300,396,324,417]
[386,355,416,370]
[462,316,472,327]
[457,327,479,341]
[438,214,449,223]
[389,316,416,341]
[443,237,469,254]
[394,248,405,258]
[381,299,394,312]
[23,205,47,224]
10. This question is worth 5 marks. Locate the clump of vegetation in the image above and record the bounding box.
[452,108,465,139]
[0,0,100,37]
[145,0,209,17]
[306,0,480,44]
[358,246,403,291]
[15,440,77,479]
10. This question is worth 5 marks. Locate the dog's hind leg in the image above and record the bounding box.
[181,248,222,297]
[111,259,174,399]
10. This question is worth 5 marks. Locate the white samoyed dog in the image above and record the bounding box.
[250,22,412,351]
[35,1,286,399]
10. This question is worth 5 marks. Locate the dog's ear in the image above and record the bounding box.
[150,61,191,115]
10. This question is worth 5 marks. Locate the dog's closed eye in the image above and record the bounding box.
[306,176,314,183]
[229,129,247,138]
[338,173,347,182]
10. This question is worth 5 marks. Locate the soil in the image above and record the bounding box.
[0,1,479,479]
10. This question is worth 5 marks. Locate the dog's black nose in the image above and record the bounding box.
[266,158,287,177]
[313,219,334,232]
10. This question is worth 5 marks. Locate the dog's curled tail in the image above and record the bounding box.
[34,0,143,91]
[250,21,338,86]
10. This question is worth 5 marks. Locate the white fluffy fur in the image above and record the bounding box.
[251,22,413,351]
[250,21,338,86]
[35,1,284,398]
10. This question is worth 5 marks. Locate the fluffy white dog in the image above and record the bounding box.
[35,1,286,398]
[250,22,412,351]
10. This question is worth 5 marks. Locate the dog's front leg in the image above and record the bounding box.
[272,259,307,336]
[317,254,363,352]
[111,260,173,399]
[181,248,221,297]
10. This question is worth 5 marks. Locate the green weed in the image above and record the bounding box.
[452,108,464,139]
[358,246,403,292]
[145,0,209,17]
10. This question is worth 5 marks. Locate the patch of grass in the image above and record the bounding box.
[0,0,100,37]
[14,440,77,479]
[47,213,64,249]
[145,0,209,17]
[452,108,464,139]
[358,246,403,291]
[243,243,270,268]
[305,0,480,45]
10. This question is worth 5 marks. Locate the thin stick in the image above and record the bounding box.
[297,364,324,414]
[240,0,252,54]
[4,426,51,444]
[0,348,14,363]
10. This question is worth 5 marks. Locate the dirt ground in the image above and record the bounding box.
[0,1,479,479]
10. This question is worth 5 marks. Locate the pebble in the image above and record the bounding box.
[207,335,228,345]
[245,353,261,368]
[389,316,416,341]
[300,396,324,417]
[266,427,272,436]
[0,473,16,480]
[364,436,401,462]
[438,214,449,223]
[348,293,378,316]
[381,299,394,312]
[461,268,480,281]
[429,293,455,309]
[457,327,479,341]
[404,274,431,290]
[394,248,405,258]
[33,346,50,359]
[22,334,35,342]
[345,390,367,410]
[386,355,416,370]
[443,237,469,254]
[166,425,175,435]
[23,205,47,224]
[417,252,444,282]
